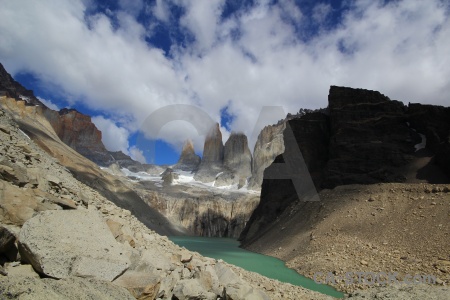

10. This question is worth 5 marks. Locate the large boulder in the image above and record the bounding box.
[0,180,62,226]
[18,210,130,281]
[174,140,201,172]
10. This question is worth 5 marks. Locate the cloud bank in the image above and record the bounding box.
[1,0,449,157]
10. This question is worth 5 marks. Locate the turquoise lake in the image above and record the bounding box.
[170,236,344,298]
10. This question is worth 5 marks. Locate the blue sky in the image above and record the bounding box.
[1,0,449,165]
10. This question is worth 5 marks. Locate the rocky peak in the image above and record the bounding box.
[223,132,252,178]
[202,123,224,164]
[193,123,224,182]
[174,140,201,172]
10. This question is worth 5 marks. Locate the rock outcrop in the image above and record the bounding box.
[43,108,113,165]
[215,132,252,188]
[194,123,224,182]
[0,63,44,107]
[247,122,285,190]
[241,86,450,244]
[174,140,201,172]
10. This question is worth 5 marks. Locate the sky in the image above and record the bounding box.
[1,0,449,165]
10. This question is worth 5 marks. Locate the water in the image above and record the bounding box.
[170,236,344,298]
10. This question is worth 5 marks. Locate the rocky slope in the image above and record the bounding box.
[0,98,332,299]
[240,183,450,295]
[0,96,180,236]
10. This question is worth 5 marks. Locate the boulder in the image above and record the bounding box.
[0,226,17,261]
[174,140,201,172]
[161,168,179,186]
[18,210,130,281]
[4,263,40,278]
[0,226,15,254]
[172,279,217,300]
[112,270,161,299]
[0,180,62,226]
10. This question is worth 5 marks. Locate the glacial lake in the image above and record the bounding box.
[170,237,344,298]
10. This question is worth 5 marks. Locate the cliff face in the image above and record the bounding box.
[240,113,329,242]
[215,133,252,187]
[194,123,224,182]
[174,140,201,172]
[240,86,450,243]
[223,133,252,177]
[137,182,260,238]
[247,122,285,190]
[43,108,112,165]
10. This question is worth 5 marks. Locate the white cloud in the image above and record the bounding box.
[92,115,129,153]
[0,0,449,154]
[312,3,332,24]
[129,145,147,164]
[153,0,170,22]
[37,96,59,111]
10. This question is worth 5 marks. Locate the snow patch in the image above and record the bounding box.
[121,168,163,182]
[414,134,427,152]
[113,167,256,193]
[19,129,30,139]
[19,95,30,102]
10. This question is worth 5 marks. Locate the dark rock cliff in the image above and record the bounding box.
[0,63,45,107]
[240,86,450,243]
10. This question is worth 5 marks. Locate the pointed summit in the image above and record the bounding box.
[194,123,224,182]
[202,123,224,164]
[174,140,201,171]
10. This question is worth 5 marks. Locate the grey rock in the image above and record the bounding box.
[195,123,224,182]
[161,168,179,186]
[0,275,136,300]
[223,132,252,183]
[113,270,161,299]
[172,279,217,300]
[18,210,130,281]
[174,140,201,172]
[0,226,16,254]
[247,122,285,190]
[4,264,39,278]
